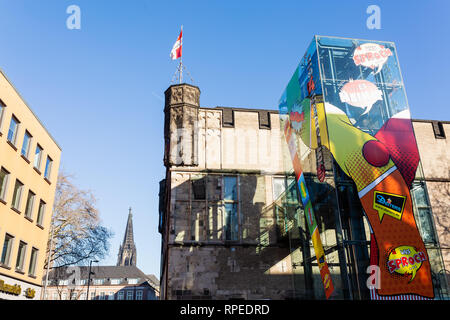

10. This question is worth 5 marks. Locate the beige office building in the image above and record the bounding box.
[0,69,61,300]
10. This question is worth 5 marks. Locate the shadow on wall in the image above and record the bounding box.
[164,172,338,300]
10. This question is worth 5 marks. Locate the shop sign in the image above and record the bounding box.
[25,288,36,299]
[0,280,21,296]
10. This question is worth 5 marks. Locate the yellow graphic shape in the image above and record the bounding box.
[387,246,426,282]
[311,229,325,268]
[300,181,307,199]
[310,101,330,150]
[324,103,394,192]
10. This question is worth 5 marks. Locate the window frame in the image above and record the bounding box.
[44,156,53,181]
[126,290,134,300]
[93,278,105,285]
[21,130,32,159]
[36,199,46,226]
[0,167,10,202]
[1,233,15,267]
[28,247,38,277]
[223,175,239,242]
[15,240,27,272]
[0,99,6,133]
[33,144,43,172]
[7,114,20,147]
[24,189,36,220]
[11,179,24,212]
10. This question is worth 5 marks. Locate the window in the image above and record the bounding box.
[28,247,38,276]
[25,190,36,219]
[93,278,105,285]
[0,167,10,201]
[136,290,143,300]
[36,200,46,226]
[70,291,78,300]
[90,291,96,300]
[0,99,5,130]
[11,179,24,211]
[272,177,297,202]
[61,292,67,300]
[432,121,446,139]
[117,291,124,300]
[44,156,53,180]
[52,292,58,300]
[223,176,238,241]
[80,292,86,300]
[110,278,122,285]
[58,279,69,286]
[126,291,133,300]
[15,241,27,271]
[21,131,32,158]
[99,292,106,300]
[108,292,115,300]
[127,278,138,284]
[7,115,20,146]
[33,145,43,171]
[76,279,87,286]
[412,183,437,244]
[1,234,14,266]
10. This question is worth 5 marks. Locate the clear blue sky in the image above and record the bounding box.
[0,0,448,278]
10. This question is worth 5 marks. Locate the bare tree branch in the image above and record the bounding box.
[44,171,113,269]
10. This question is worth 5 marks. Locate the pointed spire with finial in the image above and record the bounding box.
[117,207,137,266]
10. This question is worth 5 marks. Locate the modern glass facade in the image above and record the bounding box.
[277,36,449,300]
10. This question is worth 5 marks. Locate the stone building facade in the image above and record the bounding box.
[158,84,449,300]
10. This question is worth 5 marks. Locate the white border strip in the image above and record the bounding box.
[358,165,397,198]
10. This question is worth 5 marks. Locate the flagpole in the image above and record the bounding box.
[179,25,183,84]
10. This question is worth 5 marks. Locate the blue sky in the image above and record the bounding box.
[0,0,448,278]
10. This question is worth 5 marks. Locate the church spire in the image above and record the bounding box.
[117,207,137,266]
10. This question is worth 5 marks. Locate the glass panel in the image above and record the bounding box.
[12,180,23,210]
[25,191,35,218]
[21,131,31,157]
[224,203,238,241]
[37,200,46,225]
[0,168,9,200]
[34,145,42,169]
[7,116,18,143]
[272,177,286,201]
[0,101,5,124]
[28,248,38,275]
[224,176,237,200]
[15,241,26,270]
[44,157,52,179]
[1,235,13,265]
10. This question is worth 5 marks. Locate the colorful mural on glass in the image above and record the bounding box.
[279,36,434,299]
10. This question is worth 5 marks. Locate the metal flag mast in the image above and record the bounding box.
[171,25,194,84]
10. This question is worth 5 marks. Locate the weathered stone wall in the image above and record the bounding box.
[413,121,450,282]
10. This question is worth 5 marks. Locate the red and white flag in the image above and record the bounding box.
[170,28,183,60]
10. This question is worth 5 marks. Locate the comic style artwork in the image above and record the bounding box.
[279,36,434,299]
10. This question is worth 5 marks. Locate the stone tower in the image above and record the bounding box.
[163,83,200,167]
[117,207,137,266]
